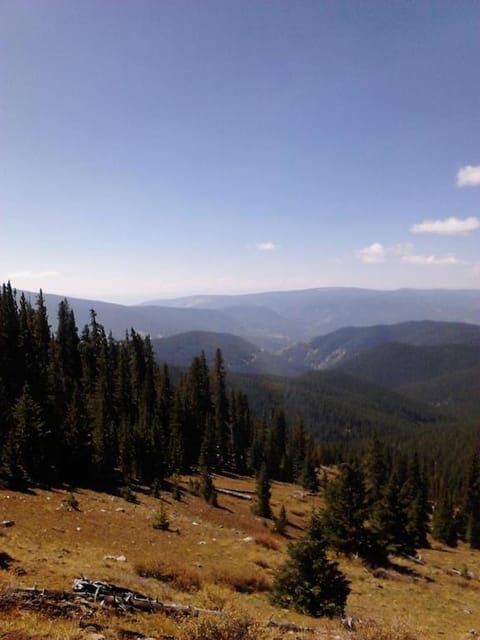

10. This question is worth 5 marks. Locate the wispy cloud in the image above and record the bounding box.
[457,165,480,187]
[358,243,387,264]
[8,270,60,279]
[401,254,465,266]
[410,216,480,236]
[255,241,278,251]
[357,243,413,264]
[358,243,466,267]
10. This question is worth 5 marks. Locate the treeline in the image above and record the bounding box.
[0,283,317,489]
[323,434,480,558]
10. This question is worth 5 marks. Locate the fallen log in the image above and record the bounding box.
[216,488,253,500]
[267,619,316,633]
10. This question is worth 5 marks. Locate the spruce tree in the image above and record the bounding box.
[321,462,367,556]
[299,449,319,493]
[370,472,415,556]
[271,512,350,617]
[211,348,229,468]
[432,489,457,547]
[363,433,387,513]
[252,461,272,518]
[462,450,480,549]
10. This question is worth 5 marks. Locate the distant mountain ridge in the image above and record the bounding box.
[282,320,480,370]
[143,288,480,341]
[151,331,302,377]
[18,287,479,349]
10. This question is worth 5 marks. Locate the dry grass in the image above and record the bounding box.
[135,559,202,592]
[212,568,271,593]
[254,534,280,551]
[0,475,479,639]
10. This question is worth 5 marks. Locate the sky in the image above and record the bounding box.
[1,1,479,304]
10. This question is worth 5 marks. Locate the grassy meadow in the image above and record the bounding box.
[0,473,479,639]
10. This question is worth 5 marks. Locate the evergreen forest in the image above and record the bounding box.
[1,282,480,558]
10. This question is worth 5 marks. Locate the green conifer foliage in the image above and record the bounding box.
[463,451,480,549]
[401,453,430,549]
[371,472,415,556]
[299,449,319,493]
[272,504,288,535]
[211,348,230,467]
[432,489,458,547]
[322,463,367,556]
[271,512,350,617]
[252,461,272,518]
[363,433,387,513]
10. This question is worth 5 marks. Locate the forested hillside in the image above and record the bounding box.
[1,283,479,539]
[0,283,317,489]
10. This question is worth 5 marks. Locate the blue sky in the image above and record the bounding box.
[1,1,479,303]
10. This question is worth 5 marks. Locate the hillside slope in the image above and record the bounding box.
[1,479,480,640]
[282,320,480,370]
[152,331,302,376]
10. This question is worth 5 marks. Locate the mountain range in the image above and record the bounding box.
[31,287,480,350]
[19,286,480,422]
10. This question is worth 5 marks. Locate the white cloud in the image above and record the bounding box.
[358,242,466,267]
[358,243,387,264]
[410,216,480,236]
[457,165,480,187]
[357,242,413,264]
[255,241,278,251]
[401,254,465,266]
[8,270,60,279]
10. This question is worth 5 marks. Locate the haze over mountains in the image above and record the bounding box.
[35,287,480,350]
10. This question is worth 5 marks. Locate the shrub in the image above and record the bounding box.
[120,485,137,503]
[64,492,80,511]
[152,503,170,530]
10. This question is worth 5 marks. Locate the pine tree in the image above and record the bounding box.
[370,472,415,556]
[5,385,46,484]
[168,391,186,473]
[252,461,272,518]
[272,504,288,535]
[299,449,319,493]
[363,433,387,514]
[432,489,457,547]
[289,418,307,482]
[321,462,367,556]
[199,457,218,506]
[462,450,480,549]
[211,348,229,468]
[230,391,252,474]
[401,453,430,549]
[271,512,350,617]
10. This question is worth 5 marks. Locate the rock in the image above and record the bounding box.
[104,554,127,562]
[115,507,126,512]
[1,520,14,527]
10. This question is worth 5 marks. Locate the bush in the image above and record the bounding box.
[152,503,170,530]
[120,485,137,503]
